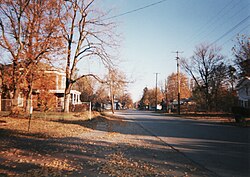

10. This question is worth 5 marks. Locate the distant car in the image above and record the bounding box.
[156,104,162,110]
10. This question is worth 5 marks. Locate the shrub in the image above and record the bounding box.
[232,106,250,122]
[70,104,90,112]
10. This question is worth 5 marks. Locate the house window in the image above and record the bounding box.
[245,101,248,108]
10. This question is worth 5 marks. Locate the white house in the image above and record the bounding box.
[236,77,250,108]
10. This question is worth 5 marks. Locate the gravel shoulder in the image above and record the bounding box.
[1,112,216,176]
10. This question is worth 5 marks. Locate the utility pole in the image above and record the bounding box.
[165,79,168,111]
[172,51,183,115]
[154,73,160,111]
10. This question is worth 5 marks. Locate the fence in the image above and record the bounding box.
[1,98,91,117]
[1,98,24,111]
[70,102,92,119]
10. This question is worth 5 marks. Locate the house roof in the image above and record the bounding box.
[1,61,65,74]
[236,77,250,90]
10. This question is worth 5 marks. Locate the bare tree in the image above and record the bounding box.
[140,87,150,109]
[209,62,228,109]
[94,84,110,105]
[74,77,93,101]
[58,0,118,112]
[22,0,63,112]
[181,43,226,111]
[74,67,130,112]
[117,93,133,109]
[0,0,63,113]
[226,65,237,91]
[0,0,31,113]
[232,34,250,78]
[108,68,128,113]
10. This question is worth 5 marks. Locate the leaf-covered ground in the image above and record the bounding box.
[0,112,216,176]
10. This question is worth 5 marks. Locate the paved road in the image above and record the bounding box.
[116,110,250,177]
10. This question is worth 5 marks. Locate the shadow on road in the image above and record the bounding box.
[1,110,249,176]
[0,125,213,176]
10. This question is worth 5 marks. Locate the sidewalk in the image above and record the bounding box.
[0,114,216,176]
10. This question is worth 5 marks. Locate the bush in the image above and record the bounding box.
[232,106,250,123]
[232,106,250,116]
[70,104,90,112]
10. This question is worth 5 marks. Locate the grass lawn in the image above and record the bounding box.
[0,111,98,121]
[161,111,250,127]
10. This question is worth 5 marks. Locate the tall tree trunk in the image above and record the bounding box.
[11,60,20,115]
[25,83,33,113]
[204,84,211,112]
[0,69,2,112]
[64,27,72,113]
[11,88,20,115]
[109,78,114,114]
[0,93,1,112]
[64,83,71,113]
[111,93,114,114]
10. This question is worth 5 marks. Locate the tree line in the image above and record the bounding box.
[73,69,133,112]
[139,35,250,112]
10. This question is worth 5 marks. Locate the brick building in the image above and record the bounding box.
[0,65,82,111]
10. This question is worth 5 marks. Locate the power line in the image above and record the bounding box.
[221,23,250,47]
[211,15,250,45]
[201,2,250,43]
[185,1,249,51]
[187,0,236,44]
[103,0,168,21]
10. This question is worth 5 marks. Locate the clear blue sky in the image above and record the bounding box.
[100,0,250,101]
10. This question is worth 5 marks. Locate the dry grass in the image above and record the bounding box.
[0,111,101,137]
[164,111,250,126]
